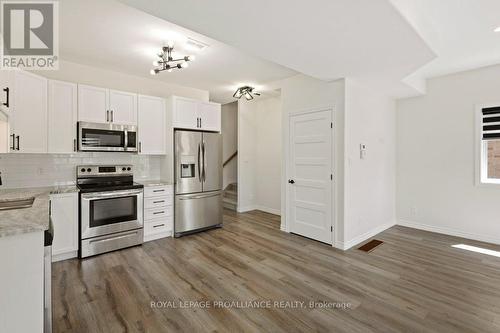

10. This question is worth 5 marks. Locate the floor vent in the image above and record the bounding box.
[358,240,384,253]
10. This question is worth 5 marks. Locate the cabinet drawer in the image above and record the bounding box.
[144,196,172,209]
[144,218,172,235]
[145,206,172,220]
[144,186,172,198]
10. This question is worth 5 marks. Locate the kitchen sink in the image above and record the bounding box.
[0,197,35,211]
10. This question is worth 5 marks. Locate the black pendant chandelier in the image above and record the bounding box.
[150,43,195,75]
[233,86,261,100]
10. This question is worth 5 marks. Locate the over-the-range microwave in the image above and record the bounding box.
[78,121,138,152]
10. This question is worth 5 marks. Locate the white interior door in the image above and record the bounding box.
[288,109,333,244]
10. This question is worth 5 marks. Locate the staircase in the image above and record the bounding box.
[223,183,237,211]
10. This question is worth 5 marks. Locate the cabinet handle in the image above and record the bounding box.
[153,224,165,228]
[153,189,165,193]
[111,110,114,122]
[73,139,77,152]
[200,118,202,128]
[139,141,142,153]
[10,133,15,151]
[153,200,165,204]
[106,110,109,122]
[15,135,20,151]
[2,87,9,108]
[153,211,165,215]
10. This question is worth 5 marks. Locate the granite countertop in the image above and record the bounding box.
[138,180,174,187]
[0,185,78,238]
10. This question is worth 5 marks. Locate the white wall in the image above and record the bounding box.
[237,96,282,214]
[222,101,238,189]
[33,60,209,101]
[397,64,500,245]
[256,97,282,214]
[0,153,160,189]
[343,78,396,249]
[273,74,345,241]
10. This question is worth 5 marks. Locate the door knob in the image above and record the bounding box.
[288,179,295,184]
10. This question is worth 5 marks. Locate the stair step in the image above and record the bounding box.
[223,197,237,211]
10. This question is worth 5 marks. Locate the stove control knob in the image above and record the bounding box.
[122,167,126,171]
[127,167,131,171]
[87,168,92,172]
[80,168,86,172]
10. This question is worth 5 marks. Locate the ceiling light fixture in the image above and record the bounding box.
[233,86,261,101]
[495,26,500,32]
[150,43,194,75]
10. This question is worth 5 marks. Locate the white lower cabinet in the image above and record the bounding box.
[143,185,173,242]
[49,192,78,262]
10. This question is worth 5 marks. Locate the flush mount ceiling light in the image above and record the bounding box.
[150,42,195,75]
[233,86,261,101]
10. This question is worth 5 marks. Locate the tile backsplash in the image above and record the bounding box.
[0,153,161,189]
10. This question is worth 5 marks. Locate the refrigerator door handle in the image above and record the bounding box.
[197,142,202,182]
[202,140,206,182]
[178,192,221,200]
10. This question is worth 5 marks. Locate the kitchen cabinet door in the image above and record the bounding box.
[48,80,78,153]
[173,97,199,130]
[109,89,137,125]
[10,71,47,153]
[199,102,221,132]
[50,192,78,261]
[78,84,108,123]
[138,95,166,154]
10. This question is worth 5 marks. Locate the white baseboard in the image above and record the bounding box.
[337,221,396,251]
[237,205,281,216]
[254,205,281,216]
[398,219,500,246]
[52,250,77,262]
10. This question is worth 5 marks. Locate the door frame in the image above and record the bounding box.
[284,106,335,246]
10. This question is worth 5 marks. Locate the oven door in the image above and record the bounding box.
[81,189,143,239]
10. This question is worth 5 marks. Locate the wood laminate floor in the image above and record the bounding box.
[53,210,500,332]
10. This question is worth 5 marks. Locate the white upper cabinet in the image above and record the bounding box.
[109,89,137,125]
[78,85,137,125]
[138,95,166,155]
[48,80,78,153]
[78,84,108,123]
[198,102,221,132]
[169,96,221,132]
[10,71,48,153]
[173,97,199,130]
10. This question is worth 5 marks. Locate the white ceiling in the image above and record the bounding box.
[391,0,500,92]
[59,0,297,103]
[117,0,436,97]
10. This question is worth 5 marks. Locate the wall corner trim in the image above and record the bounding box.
[339,220,396,251]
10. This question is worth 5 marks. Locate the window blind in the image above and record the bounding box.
[482,106,500,140]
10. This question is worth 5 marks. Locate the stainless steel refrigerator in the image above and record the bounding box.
[174,130,223,237]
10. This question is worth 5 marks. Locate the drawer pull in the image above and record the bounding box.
[153,211,165,215]
[153,200,165,204]
[153,189,165,193]
[153,224,165,228]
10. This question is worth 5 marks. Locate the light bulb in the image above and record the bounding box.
[167,40,175,48]
[180,62,189,68]
[185,55,195,61]
[150,69,158,75]
[167,69,173,73]
[152,60,161,66]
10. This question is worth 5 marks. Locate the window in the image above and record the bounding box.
[478,106,500,184]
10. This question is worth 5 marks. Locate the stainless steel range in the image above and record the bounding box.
[77,165,144,258]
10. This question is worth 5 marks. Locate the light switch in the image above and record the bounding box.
[360,144,367,159]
